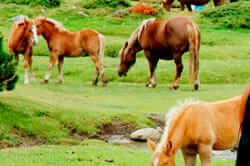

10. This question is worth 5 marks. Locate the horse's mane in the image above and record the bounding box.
[8,18,31,53]
[38,17,66,32]
[127,18,156,47]
[154,99,202,154]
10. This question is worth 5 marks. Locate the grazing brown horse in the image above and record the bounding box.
[118,16,200,90]
[148,85,250,166]
[162,0,224,12]
[34,17,108,85]
[8,18,39,84]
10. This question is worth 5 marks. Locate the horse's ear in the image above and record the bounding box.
[164,141,173,155]
[147,139,156,151]
[124,41,128,48]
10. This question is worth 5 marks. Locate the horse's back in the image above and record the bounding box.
[178,101,240,149]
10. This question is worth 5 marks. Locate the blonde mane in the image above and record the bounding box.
[127,18,156,47]
[38,17,66,32]
[155,99,202,154]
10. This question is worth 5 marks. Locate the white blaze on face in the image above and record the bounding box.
[153,157,159,166]
[31,25,39,45]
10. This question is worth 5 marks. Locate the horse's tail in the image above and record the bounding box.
[236,85,250,166]
[98,33,105,62]
[187,22,200,87]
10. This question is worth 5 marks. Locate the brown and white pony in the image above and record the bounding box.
[34,17,108,85]
[162,0,225,12]
[118,16,200,90]
[148,85,250,166]
[8,18,39,84]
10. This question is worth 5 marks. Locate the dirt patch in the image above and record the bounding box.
[148,113,165,128]
[0,140,14,149]
[99,120,136,136]
[12,127,46,147]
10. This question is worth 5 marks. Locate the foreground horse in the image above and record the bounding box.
[162,0,225,12]
[148,85,250,166]
[8,18,39,84]
[118,16,200,90]
[34,17,108,85]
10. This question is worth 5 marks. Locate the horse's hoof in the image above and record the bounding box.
[146,83,156,88]
[92,81,98,86]
[41,80,49,84]
[169,85,179,90]
[193,84,199,91]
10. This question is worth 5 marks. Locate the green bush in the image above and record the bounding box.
[83,0,131,9]
[201,2,250,29]
[105,43,122,58]
[0,33,18,91]
[1,0,61,8]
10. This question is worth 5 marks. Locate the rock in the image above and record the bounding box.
[72,6,77,10]
[130,128,161,142]
[10,15,28,23]
[78,11,88,17]
[112,9,128,18]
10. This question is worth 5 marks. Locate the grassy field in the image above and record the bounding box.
[0,140,235,166]
[0,0,250,165]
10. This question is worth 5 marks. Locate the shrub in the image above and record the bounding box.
[105,43,122,58]
[0,33,18,91]
[130,3,159,15]
[0,0,61,8]
[83,0,131,9]
[201,2,250,29]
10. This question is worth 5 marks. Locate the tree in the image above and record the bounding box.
[0,32,18,91]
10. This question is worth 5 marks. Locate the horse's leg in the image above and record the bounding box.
[198,144,212,166]
[213,0,224,6]
[171,56,183,90]
[14,53,19,62]
[180,2,185,11]
[43,52,57,84]
[144,50,159,88]
[27,48,35,82]
[182,148,197,166]
[23,48,32,84]
[56,56,64,84]
[186,3,192,11]
[90,54,108,86]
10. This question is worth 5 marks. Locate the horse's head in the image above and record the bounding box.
[148,139,175,166]
[162,0,174,11]
[34,17,65,36]
[118,30,141,77]
[34,17,46,35]
[14,19,38,46]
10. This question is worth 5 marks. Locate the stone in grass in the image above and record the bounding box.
[130,128,161,142]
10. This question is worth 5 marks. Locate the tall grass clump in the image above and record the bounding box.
[0,0,61,8]
[201,1,250,29]
[82,0,131,9]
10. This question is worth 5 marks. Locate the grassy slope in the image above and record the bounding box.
[0,1,249,165]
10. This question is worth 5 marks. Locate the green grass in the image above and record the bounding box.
[0,140,235,166]
[0,55,247,144]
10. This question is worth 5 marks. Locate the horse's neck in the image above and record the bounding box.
[41,24,60,43]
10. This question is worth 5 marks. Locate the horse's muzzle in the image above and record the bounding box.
[118,71,127,77]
